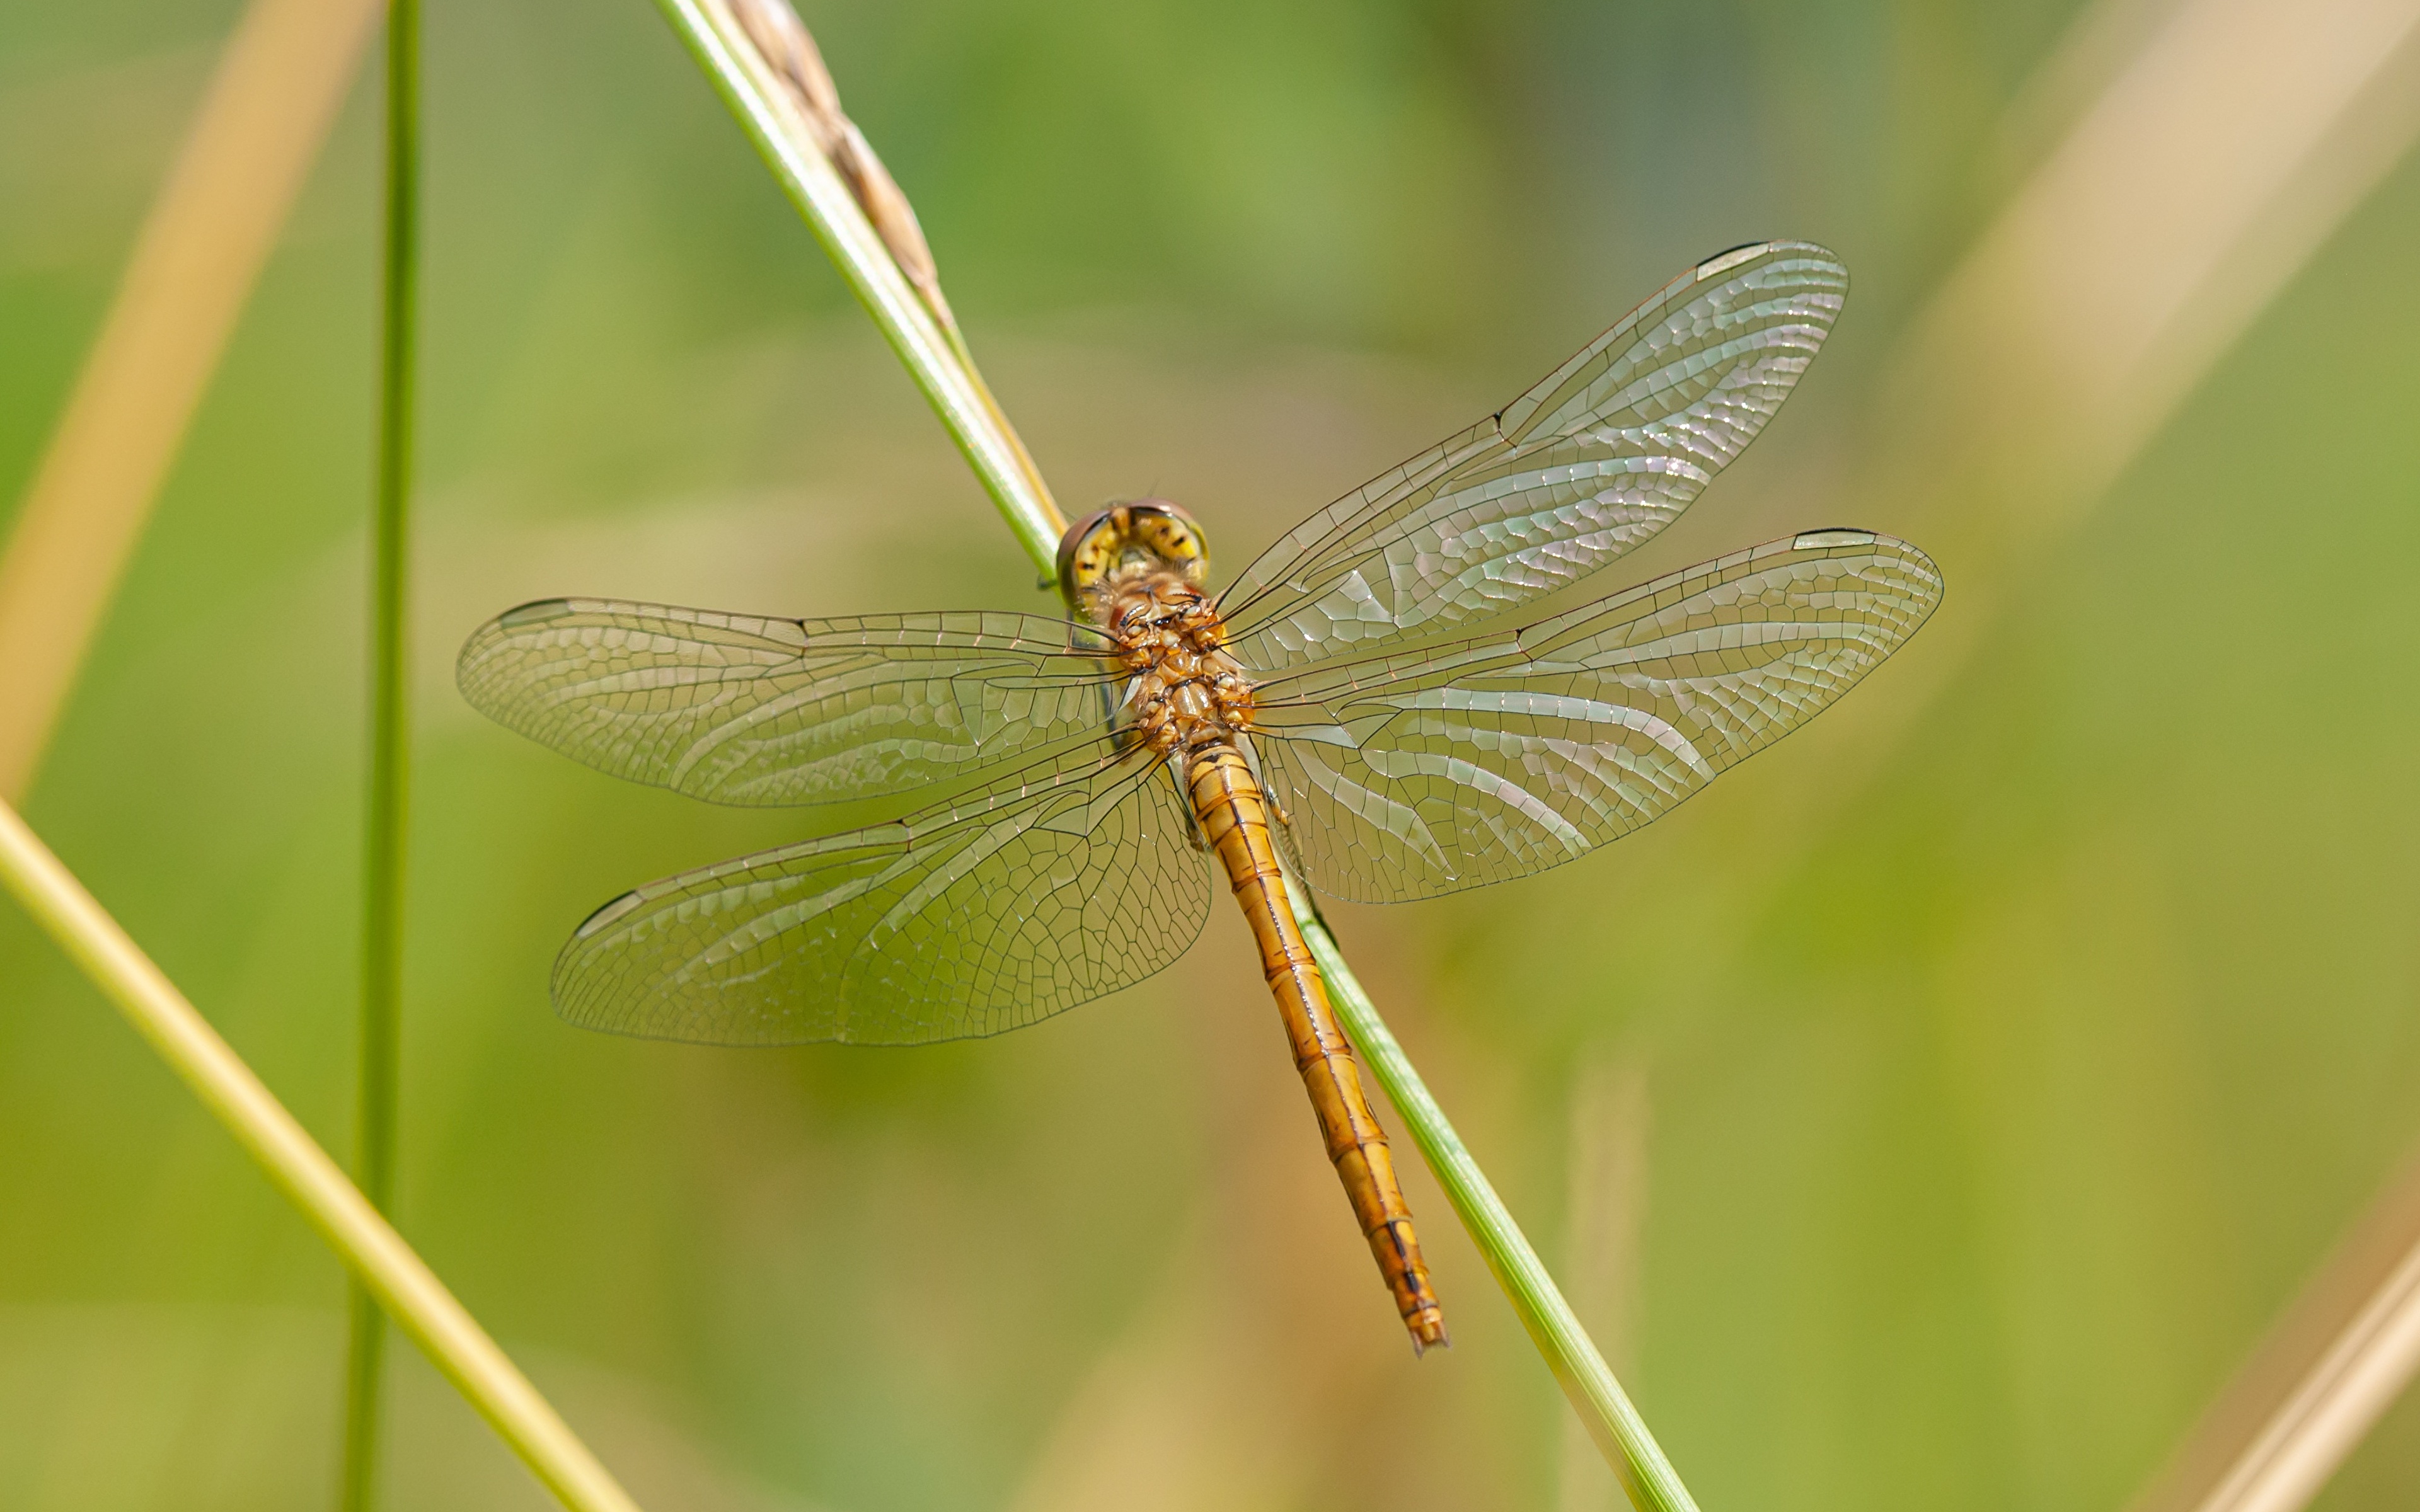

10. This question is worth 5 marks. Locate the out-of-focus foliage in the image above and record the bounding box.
[1,0,2416,1508]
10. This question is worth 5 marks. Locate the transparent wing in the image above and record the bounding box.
[1219,242,1848,671]
[458,598,1121,807]
[551,749,1211,1045]
[1247,530,1941,903]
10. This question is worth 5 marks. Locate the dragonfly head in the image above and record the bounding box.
[1057,499,1209,614]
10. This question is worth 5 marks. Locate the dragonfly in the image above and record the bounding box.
[458,241,1941,1353]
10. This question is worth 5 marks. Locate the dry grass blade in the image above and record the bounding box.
[2191,1251,2420,1511]
[2127,1151,2420,1512]
[0,0,383,800]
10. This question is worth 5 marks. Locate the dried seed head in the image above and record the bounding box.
[728,0,954,333]
[836,120,954,330]
[729,0,840,142]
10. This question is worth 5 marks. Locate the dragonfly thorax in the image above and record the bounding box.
[1102,570,1256,757]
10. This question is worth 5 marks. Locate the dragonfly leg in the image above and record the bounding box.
[1163,761,1212,852]
[1235,735,1294,829]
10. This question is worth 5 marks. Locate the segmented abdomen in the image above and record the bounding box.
[1185,742,1448,1351]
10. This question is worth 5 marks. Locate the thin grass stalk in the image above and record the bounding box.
[1296,888,1697,1512]
[654,5,1695,1503]
[340,0,420,1506]
[0,799,643,1512]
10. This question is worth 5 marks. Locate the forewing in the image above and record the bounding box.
[1248,530,1941,902]
[458,598,1119,806]
[1220,243,1849,671]
[551,750,1211,1045]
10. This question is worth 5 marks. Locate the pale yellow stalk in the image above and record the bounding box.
[0,799,643,1512]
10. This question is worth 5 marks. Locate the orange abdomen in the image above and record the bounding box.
[1186,743,1448,1353]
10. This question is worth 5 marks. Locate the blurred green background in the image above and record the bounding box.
[3,0,2418,1508]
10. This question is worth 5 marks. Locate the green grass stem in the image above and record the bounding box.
[342,0,420,1505]
[654,5,1698,1504]
[1296,890,1699,1512]
[0,798,644,1512]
